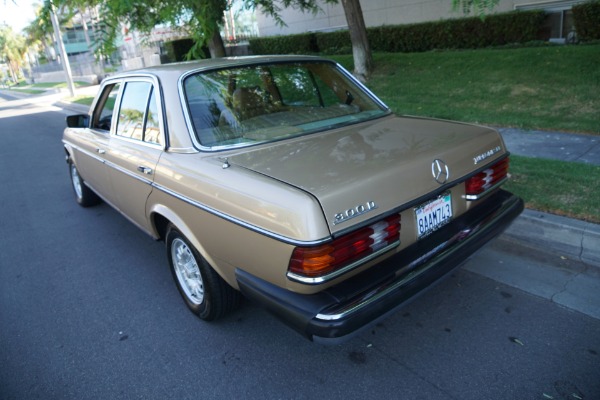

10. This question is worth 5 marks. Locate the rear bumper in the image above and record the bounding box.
[236,189,524,343]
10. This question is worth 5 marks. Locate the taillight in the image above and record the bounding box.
[465,157,509,200]
[288,214,401,282]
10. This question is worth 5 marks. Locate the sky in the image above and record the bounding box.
[0,0,40,33]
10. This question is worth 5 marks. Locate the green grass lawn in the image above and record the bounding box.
[505,156,600,223]
[29,81,89,89]
[9,88,46,95]
[331,44,599,222]
[332,44,600,134]
[68,95,95,106]
[33,45,600,223]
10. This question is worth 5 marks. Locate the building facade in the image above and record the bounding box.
[256,0,585,43]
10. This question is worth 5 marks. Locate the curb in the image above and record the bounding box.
[501,209,600,268]
[0,89,31,100]
[56,100,90,115]
[7,91,599,270]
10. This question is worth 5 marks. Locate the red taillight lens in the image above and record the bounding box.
[465,157,509,199]
[289,214,401,279]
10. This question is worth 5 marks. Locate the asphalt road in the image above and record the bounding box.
[1,93,599,400]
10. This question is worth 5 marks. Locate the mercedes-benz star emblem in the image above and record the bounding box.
[431,159,450,184]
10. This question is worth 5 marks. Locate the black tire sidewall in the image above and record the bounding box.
[69,162,100,207]
[69,162,85,205]
[166,227,216,320]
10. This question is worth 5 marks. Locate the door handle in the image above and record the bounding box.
[137,166,153,175]
[96,148,106,154]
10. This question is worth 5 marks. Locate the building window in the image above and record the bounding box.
[516,0,582,43]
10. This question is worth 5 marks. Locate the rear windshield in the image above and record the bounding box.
[182,61,388,150]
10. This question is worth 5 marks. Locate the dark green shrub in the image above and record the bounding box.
[315,31,352,54]
[573,0,600,41]
[367,10,545,53]
[249,10,546,55]
[249,33,318,55]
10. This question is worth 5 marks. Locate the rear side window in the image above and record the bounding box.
[115,81,164,146]
[144,90,162,145]
[116,82,152,141]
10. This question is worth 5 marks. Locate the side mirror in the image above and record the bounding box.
[66,114,90,128]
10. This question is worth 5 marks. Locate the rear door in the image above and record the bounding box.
[103,77,165,232]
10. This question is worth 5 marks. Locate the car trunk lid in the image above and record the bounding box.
[226,115,506,234]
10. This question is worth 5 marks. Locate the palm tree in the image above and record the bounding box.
[0,26,27,82]
[24,2,55,63]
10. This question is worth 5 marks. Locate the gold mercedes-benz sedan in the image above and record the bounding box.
[63,55,523,343]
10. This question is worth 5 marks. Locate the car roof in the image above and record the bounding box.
[108,55,334,80]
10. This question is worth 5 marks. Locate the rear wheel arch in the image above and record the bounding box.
[148,206,235,285]
[151,212,170,242]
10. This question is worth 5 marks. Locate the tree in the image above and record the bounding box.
[339,0,500,82]
[340,0,371,82]
[453,0,500,16]
[24,2,55,63]
[0,26,27,82]
[50,0,335,59]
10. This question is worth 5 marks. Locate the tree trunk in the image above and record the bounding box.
[7,59,19,82]
[341,0,373,82]
[207,29,227,58]
[79,10,91,46]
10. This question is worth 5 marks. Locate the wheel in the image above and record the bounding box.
[69,162,101,207]
[166,225,240,321]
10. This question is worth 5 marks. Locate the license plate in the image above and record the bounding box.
[415,192,453,239]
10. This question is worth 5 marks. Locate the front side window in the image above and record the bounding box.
[92,83,120,131]
[183,61,388,150]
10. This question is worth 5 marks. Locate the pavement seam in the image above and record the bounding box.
[368,342,463,400]
[550,266,580,304]
[575,142,600,163]
[579,227,586,263]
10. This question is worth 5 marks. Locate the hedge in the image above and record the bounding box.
[248,32,318,55]
[249,10,546,55]
[161,38,210,62]
[573,0,600,41]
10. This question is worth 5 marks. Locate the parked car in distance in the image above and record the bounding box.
[63,55,523,343]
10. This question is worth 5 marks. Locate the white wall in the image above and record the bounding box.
[256,0,570,37]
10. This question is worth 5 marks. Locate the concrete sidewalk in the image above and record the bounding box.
[496,128,600,270]
[499,127,600,166]
[2,86,599,268]
[1,85,598,320]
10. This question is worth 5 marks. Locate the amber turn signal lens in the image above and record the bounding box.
[289,214,401,278]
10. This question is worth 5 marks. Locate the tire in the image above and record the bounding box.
[69,162,101,207]
[166,225,240,321]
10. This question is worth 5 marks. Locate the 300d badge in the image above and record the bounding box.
[333,201,378,225]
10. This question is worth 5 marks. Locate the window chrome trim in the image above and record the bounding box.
[111,132,164,150]
[63,141,328,246]
[177,58,391,152]
[334,62,390,111]
[102,74,167,150]
[152,182,332,247]
[286,240,400,285]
